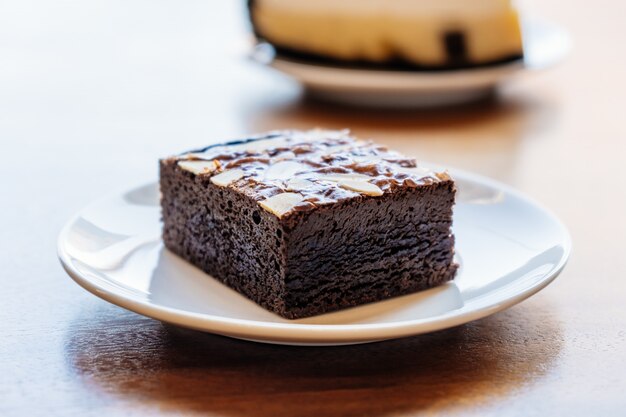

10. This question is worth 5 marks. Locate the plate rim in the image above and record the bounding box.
[268,56,524,92]
[58,167,571,344]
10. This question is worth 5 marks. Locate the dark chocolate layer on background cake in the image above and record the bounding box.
[160,130,457,319]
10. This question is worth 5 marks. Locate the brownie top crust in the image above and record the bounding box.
[168,129,451,218]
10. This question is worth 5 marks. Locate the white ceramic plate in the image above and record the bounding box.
[58,169,570,346]
[250,19,571,107]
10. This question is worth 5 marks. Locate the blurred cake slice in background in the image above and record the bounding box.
[248,0,523,69]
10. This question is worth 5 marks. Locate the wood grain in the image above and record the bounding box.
[2,0,626,416]
[63,302,562,417]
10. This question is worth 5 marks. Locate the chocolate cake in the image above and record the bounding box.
[160,130,457,319]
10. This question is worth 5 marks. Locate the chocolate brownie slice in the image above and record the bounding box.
[160,130,457,319]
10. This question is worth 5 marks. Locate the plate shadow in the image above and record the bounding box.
[65,300,562,416]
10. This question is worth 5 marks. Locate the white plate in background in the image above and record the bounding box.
[58,168,570,346]
[251,19,571,107]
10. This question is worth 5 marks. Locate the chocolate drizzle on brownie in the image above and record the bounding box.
[173,130,448,217]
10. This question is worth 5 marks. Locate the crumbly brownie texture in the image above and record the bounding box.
[248,0,523,70]
[160,130,457,319]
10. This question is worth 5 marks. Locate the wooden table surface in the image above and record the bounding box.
[2,1,625,416]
